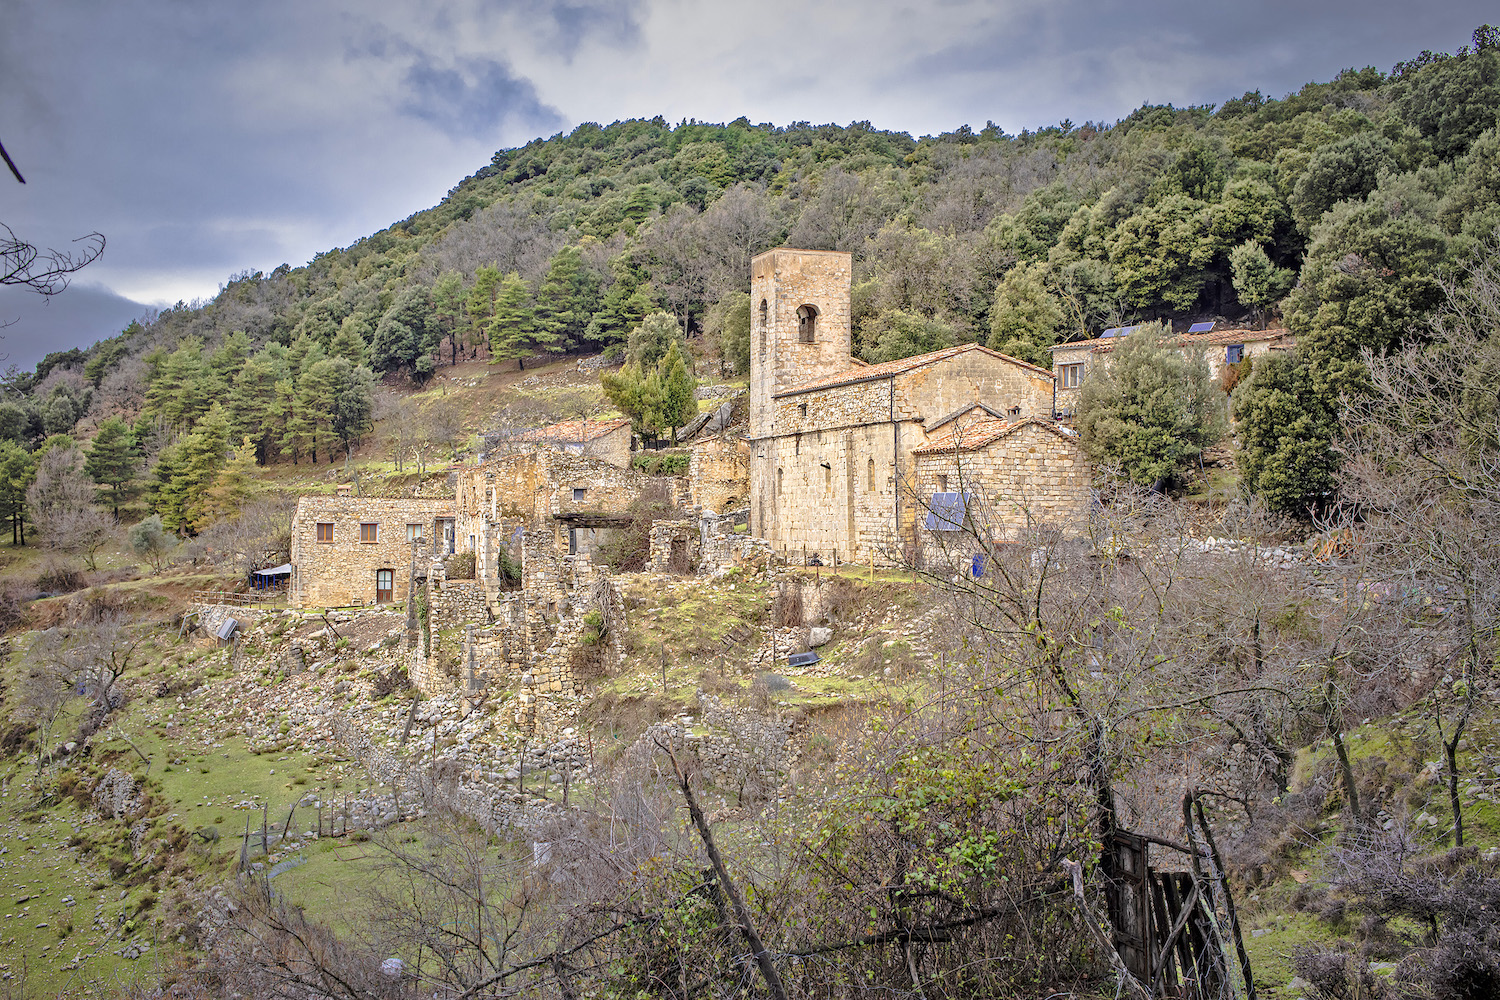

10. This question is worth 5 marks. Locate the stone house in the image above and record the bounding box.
[289,496,455,608]
[455,447,687,586]
[1050,326,1295,415]
[485,417,632,468]
[748,247,1088,565]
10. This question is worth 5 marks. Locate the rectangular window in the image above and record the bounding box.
[1226,344,1244,364]
[316,522,334,543]
[937,474,949,492]
[1060,363,1084,389]
[572,487,586,502]
[360,523,378,543]
[406,523,424,542]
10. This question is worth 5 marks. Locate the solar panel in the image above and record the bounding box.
[1101,327,1122,338]
[1188,321,1215,334]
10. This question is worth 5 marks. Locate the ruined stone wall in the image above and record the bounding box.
[456,450,674,583]
[290,497,450,608]
[912,422,1091,544]
[749,249,853,440]
[689,437,750,513]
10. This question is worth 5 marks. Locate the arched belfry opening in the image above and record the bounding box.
[759,298,769,352]
[797,304,818,343]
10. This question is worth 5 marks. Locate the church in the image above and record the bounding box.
[747,248,1090,566]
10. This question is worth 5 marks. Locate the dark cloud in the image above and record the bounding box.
[0,283,147,374]
[400,54,564,137]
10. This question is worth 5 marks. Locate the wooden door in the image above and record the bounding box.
[375,569,393,603]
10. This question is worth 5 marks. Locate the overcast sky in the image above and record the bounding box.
[0,0,1493,371]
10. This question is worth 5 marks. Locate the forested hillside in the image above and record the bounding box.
[3,25,1499,525]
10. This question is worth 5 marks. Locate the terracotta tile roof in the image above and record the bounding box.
[1050,327,1291,354]
[504,418,630,444]
[774,343,1053,398]
[912,415,1075,454]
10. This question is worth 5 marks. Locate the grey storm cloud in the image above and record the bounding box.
[399,55,564,137]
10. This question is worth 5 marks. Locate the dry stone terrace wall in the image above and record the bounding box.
[290,497,451,608]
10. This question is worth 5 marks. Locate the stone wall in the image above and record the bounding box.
[647,521,699,574]
[689,437,750,513]
[750,344,1060,566]
[912,421,1091,546]
[290,497,452,608]
[749,249,853,441]
[455,449,682,585]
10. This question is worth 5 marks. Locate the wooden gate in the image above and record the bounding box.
[1105,831,1229,997]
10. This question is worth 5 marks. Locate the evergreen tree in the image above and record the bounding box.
[466,266,502,354]
[207,330,253,396]
[652,341,698,442]
[371,286,438,381]
[432,270,467,367]
[0,441,35,545]
[487,272,539,369]
[1231,351,1340,516]
[143,339,211,434]
[197,436,259,531]
[329,315,371,366]
[1075,324,1225,488]
[534,245,601,355]
[84,416,140,517]
[707,292,751,375]
[586,267,655,350]
[332,362,376,458]
[154,404,232,533]
[626,311,688,370]
[1229,241,1294,328]
[862,310,958,364]
[987,262,1066,367]
[227,350,286,462]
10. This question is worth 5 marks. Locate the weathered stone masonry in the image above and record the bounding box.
[290,497,453,608]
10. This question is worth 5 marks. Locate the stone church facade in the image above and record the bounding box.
[748,247,1090,565]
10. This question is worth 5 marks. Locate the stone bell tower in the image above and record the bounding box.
[748,248,853,441]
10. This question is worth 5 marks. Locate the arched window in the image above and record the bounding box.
[867,457,875,491]
[777,467,784,494]
[759,299,768,353]
[797,304,818,344]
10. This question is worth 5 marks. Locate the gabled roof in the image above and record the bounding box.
[774,343,1053,398]
[912,416,1076,454]
[925,401,1009,433]
[501,418,630,444]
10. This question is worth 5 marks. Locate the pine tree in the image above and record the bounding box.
[534,246,600,355]
[329,316,370,366]
[157,404,231,533]
[207,331,252,397]
[487,272,538,369]
[144,339,212,434]
[988,262,1066,367]
[432,271,467,366]
[228,351,286,462]
[84,416,140,517]
[197,436,259,531]
[654,342,698,442]
[466,266,502,355]
[0,441,35,545]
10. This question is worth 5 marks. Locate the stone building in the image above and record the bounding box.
[455,447,687,586]
[1050,326,1295,415]
[485,418,632,468]
[748,247,1085,564]
[289,497,454,608]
